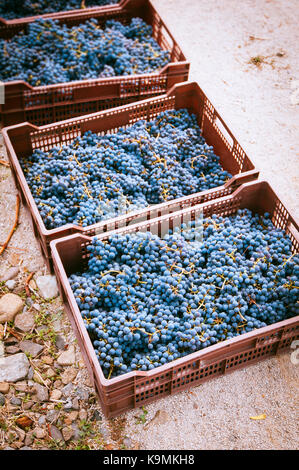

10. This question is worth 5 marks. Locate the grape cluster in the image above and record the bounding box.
[0,1,118,20]
[21,109,232,229]
[69,210,299,378]
[0,17,170,85]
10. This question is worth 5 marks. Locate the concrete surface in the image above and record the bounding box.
[0,0,298,450]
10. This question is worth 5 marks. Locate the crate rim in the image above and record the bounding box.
[1,61,189,96]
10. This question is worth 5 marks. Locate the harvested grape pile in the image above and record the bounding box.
[69,210,299,378]
[21,109,232,230]
[0,0,118,19]
[0,17,170,85]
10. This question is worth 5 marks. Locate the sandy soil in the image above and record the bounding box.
[0,0,298,450]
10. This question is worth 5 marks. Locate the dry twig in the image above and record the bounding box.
[0,194,20,256]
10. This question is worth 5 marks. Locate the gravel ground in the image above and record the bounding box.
[0,0,298,451]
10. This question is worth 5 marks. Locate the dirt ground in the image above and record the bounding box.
[0,0,298,450]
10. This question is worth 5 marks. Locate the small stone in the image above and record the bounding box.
[0,353,29,382]
[63,398,73,410]
[15,428,26,441]
[38,416,46,426]
[67,410,78,422]
[84,376,93,388]
[50,389,62,401]
[57,346,76,366]
[24,434,33,446]
[78,409,87,421]
[46,368,56,378]
[0,341,4,357]
[90,410,102,422]
[55,335,66,350]
[0,293,24,323]
[46,410,59,423]
[5,280,16,290]
[0,393,6,406]
[41,355,54,365]
[14,381,28,392]
[14,312,35,333]
[49,425,64,443]
[123,437,132,448]
[72,397,79,410]
[5,345,21,354]
[23,400,34,410]
[34,427,47,439]
[25,298,34,307]
[100,424,110,439]
[10,396,22,406]
[52,318,62,332]
[61,367,77,385]
[19,340,44,358]
[0,267,19,282]
[71,423,81,441]
[0,382,10,394]
[62,427,74,442]
[3,336,18,346]
[34,384,49,402]
[19,446,32,450]
[36,275,59,300]
[4,447,14,450]
[62,383,74,396]
[53,361,63,371]
[74,387,89,401]
[27,367,34,380]
[32,303,40,311]
[15,416,34,430]
[53,380,62,388]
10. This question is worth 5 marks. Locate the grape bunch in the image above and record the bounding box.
[0,1,119,20]
[21,109,232,230]
[69,210,299,378]
[0,17,170,85]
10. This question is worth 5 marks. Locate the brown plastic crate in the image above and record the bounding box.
[0,0,189,126]
[2,81,259,270]
[50,180,299,417]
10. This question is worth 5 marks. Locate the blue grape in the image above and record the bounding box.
[20,108,232,230]
[0,17,170,85]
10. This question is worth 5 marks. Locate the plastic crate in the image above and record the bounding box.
[2,81,259,270]
[49,180,299,417]
[0,0,189,126]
